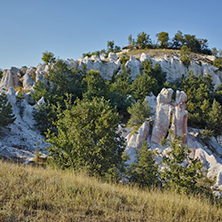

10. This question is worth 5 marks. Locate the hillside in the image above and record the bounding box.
[1,49,222,200]
[0,159,222,222]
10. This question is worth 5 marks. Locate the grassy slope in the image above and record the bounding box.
[0,160,222,222]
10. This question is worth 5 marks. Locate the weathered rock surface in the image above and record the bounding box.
[171,90,188,143]
[22,73,36,89]
[125,56,142,80]
[151,88,174,144]
[125,121,150,165]
[0,67,20,88]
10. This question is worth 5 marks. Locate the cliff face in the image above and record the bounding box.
[1,51,221,89]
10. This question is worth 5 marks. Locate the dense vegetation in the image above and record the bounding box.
[82,30,221,58]
[28,49,222,197]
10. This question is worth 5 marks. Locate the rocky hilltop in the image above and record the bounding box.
[1,51,222,195]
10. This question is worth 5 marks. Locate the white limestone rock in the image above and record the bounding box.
[140,53,151,62]
[91,55,102,62]
[26,66,36,75]
[108,52,118,62]
[100,53,107,61]
[36,72,47,85]
[22,73,36,90]
[36,63,46,73]
[125,56,142,80]
[145,93,157,115]
[125,121,150,165]
[0,67,20,88]
[151,88,174,144]
[100,58,121,80]
[66,59,78,69]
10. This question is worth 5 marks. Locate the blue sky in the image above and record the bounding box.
[0,0,221,69]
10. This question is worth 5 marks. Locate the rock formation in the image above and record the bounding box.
[151,88,174,144]
[151,88,188,144]
[0,67,20,88]
[171,90,188,143]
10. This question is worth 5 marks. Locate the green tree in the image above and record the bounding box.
[212,47,218,56]
[41,51,56,65]
[107,40,115,52]
[131,73,157,101]
[172,30,184,49]
[135,32,152,49]
[128,34,133,45]
[156,31,169,48]
[126,141,158,187]
[16,89,25,118]
[183,34,201,53]
[213,58,222,71]
[82,70,108,101]
[207,99,222,137]
[112,64,132,97]
[180,45,192,67]
[160,133,208,194]
[127,100,153,133]
[46,97,126,177]
[0,93,16,128]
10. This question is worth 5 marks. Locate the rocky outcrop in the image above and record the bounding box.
[171,90,188,143]
[36,72,47,85]
[0,67,20,88]
[151,88,174,144]
[22,73,36,90]
[125,121,150,165]
[125,56,142,80]
[151,88,188,144]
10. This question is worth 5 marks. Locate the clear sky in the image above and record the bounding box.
[0,0,221,69]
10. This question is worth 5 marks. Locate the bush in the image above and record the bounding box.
[126,141,158,187]
[160,132,211,195]
[46,97,126,178]
[0,93,16,128]
[180,45,192,67]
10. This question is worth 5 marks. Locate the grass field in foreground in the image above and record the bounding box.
[0,160,222,222]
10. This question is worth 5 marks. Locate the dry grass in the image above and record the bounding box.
[0,160,222,222]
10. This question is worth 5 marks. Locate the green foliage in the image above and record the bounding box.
[46,97,126,178]
[32,60,84,135]
[33,102,59,135]
[206,99,222,137]
[112,64,132,96]
[127,100,152,133]
[181,72,214,128]
[172,30,185,49]
[82,70,108,101]
[126,141,158,187]
[156,31,169,48]
[0,93,16,128]
[212,47,218,56]
[135,32,152,49]
[128,34,133,45]
[0,70,3,78]
[31,81,50,103]
[46,59,83,101]
[180,45,192,67]
[160,133,209,194]
[183,34,201,53]
[16,89,25,118]
[41,51,56,65]
[131,73,156,101]
[107,40,114,52]
[213,58,222,71]
[131,59,166,100]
